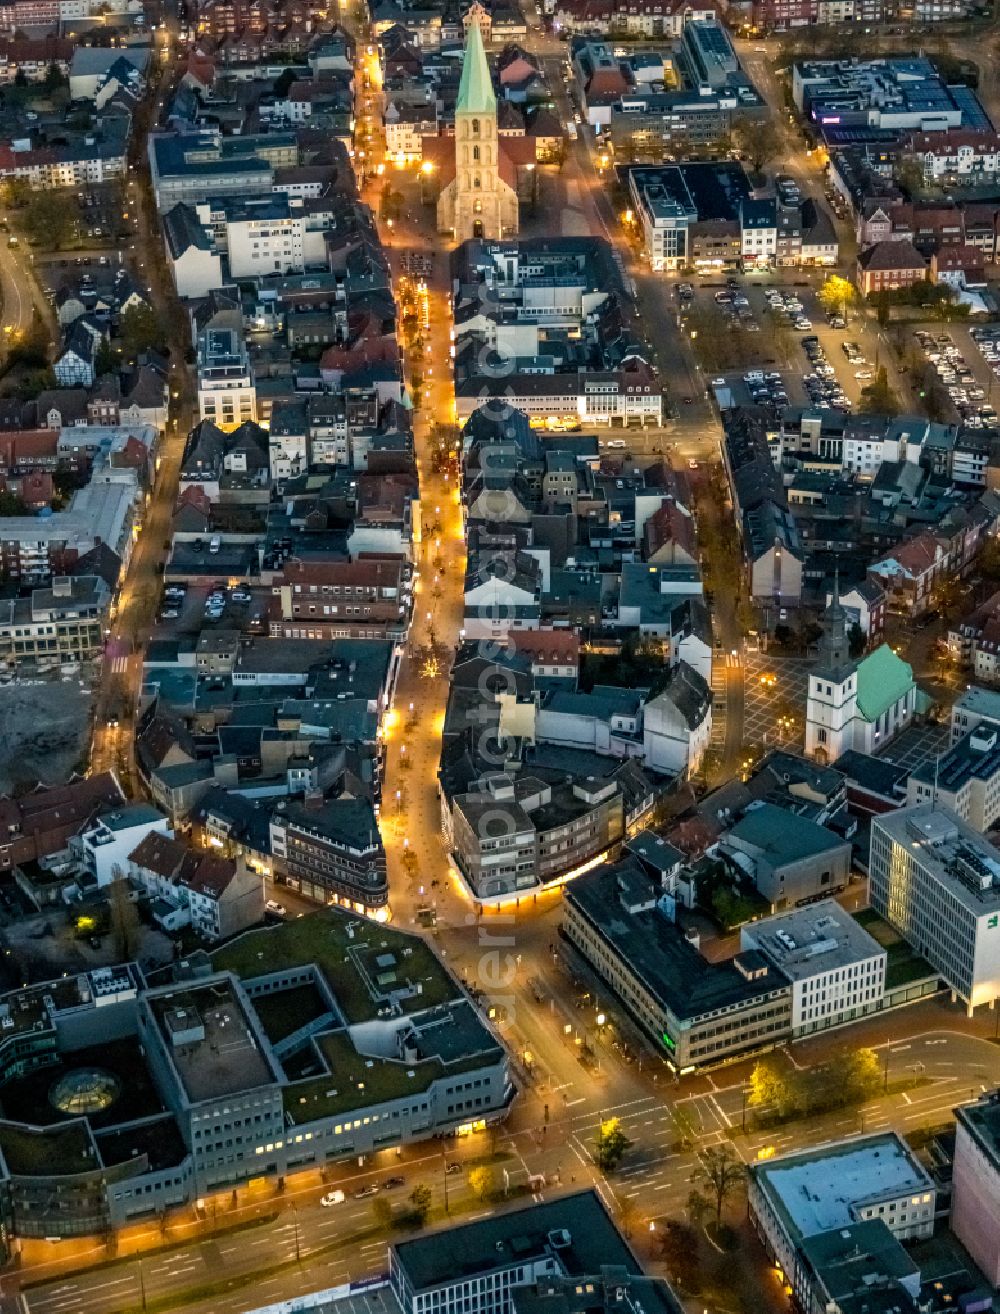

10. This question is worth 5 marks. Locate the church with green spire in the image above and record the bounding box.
[435,22,519,242]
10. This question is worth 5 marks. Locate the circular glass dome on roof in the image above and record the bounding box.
[49,1068,121,1116]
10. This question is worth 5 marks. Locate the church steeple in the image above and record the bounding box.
[815,567,850,673]
[456,23,496,117]
[441,21,517,242]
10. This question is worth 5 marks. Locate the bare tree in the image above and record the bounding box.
[691,1145,745,1226]
[108,865,141,960]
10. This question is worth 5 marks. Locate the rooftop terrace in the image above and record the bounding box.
[148,979,276,1105]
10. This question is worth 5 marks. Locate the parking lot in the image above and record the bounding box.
[682,272,896,418]
[915,328,999,432]
[152,581,268,639]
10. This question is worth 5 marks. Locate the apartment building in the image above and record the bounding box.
[127,831,264,940]
[953,1092,1000,1288]
[0,575,108,668]
[907,726,1000,832]
[269,558,412,643]
[749,1134,935,1314]
[869,805,1000,1013]
[196,322,256,430]
[449,773,624,900]
[148,131,297,211]
[390,1192,681,1314]
[269,797,388,914]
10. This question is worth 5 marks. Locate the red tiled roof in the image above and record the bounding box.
[510,628,580,665]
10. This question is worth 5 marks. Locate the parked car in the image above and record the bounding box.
[321,1190,345,1207]
[265,900,286,916]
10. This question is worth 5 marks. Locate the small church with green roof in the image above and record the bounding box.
[805,582,918,764]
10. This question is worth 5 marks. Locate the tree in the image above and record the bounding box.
[747,1058,789,1120]
[594,1117,632,1172]
[817,274,857,321]
[670,1103,697,1150]
[24,190,77,250]
[94,338,117,379]
[468,1165,496,1202]
[43,62,68,91]
[119,303,164,360]
[108,869,140,961]
[1,177,30,209]
[658,1220,702,1292]
[842,1047,882,1102]
[691,1145,745,1227]
[408,1184,432,1225]
[979,537,1000,582]
[685,1187,710,1227]
[379,184,403,222]
[859,366,900,417]
[734,116,780,173]
[895,156,927,199]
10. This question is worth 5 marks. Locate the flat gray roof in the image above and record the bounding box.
[393,1190,639,1291]
[873,805,1000,917]
[744,898,885,982]
[752,1133,933,1244]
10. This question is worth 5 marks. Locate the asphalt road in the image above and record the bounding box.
[87,46,193,792]
[0,238,56,343]
[16,1019,1000,1314]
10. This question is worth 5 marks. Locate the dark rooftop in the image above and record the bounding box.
[393,1190,640,1291]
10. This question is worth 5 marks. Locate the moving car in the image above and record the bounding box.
[321,1190,345,1207]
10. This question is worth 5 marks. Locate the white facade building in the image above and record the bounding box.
[196,322,256,430]
[749,1133,935,1314]
[73,804,171,887]
[740,898,886,1036]
[869,805,1000,1014]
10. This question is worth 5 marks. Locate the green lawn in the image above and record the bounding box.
[212,908,457,1024]
[885,940,936,989]
[282,1030,498,1123]
[852,910,934,988]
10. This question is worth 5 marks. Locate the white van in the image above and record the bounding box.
[209,535,221,554]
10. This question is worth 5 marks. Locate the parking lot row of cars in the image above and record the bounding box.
[712,277,761,332]
[738,369,788,410]
[918,330,998,432]
[765,287,812,333]
[803,336,851,413]
[159,582,255,624]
